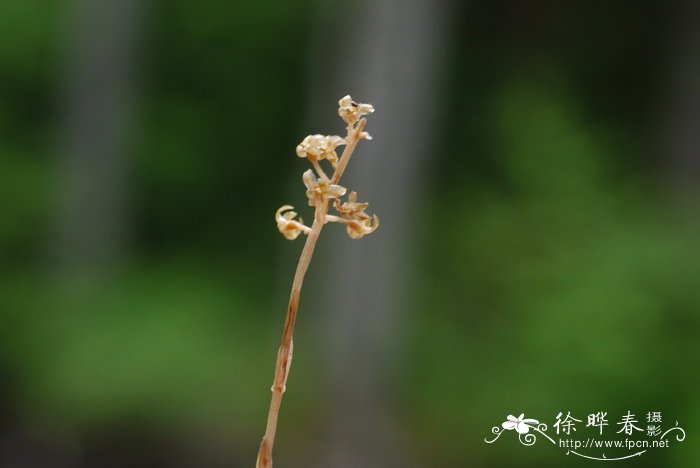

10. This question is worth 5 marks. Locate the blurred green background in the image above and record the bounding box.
[1,0,699,466]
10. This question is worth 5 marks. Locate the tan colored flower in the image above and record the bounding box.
[333,191,379,239]
[302,169,346,206]
[275,205,310,240]
[338,95,374,125]
[296,134,345,166]
[333,191,370,220]
[346,215,379,239]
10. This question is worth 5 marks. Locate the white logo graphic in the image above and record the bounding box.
[485,411,686,461]
[501,414,539,434]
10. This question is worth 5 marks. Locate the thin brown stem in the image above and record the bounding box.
[256,118,366,467]
[256,201,327,468]
[311,158,329,180]
[332,119,366,184]
[325,214,350,224]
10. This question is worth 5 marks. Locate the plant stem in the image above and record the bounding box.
[332,119,366,184]
[256,201,327,468]
[311,158,329,180]
[256,121,363,468]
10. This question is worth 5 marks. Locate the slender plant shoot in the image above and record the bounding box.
[256,96,379,467]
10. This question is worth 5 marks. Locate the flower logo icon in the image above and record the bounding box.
[502,414,540,434]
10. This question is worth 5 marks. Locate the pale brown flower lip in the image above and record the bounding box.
[275,205,311,240]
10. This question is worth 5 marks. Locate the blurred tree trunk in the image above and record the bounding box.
[18,0,144,465]
[54,0,142,277]
[663,2,700,211]
[303,1,455,466]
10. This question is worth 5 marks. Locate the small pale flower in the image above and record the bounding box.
[338,95,374,125]
[302,169,346,207]
[346,215,379,239]
[275,205,310,240]
[296,134,346,166]
[333,191,379,239]
[334,191,371,220]
[501,414,539,434]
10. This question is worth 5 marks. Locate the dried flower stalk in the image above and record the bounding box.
[256,96,378,468]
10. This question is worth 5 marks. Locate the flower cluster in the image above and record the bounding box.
[296,134,345,167]
[276,95,378,240]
